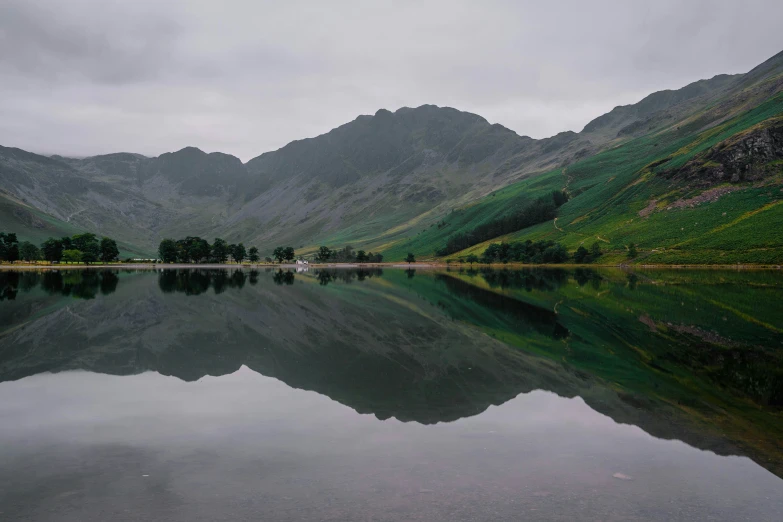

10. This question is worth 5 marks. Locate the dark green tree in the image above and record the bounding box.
[332,245,355,263]
[62,249,83,264]
[264,256,273,263]
[100,237,120,263]
[540,244,569,263]
[627,243,638,259]
[315,246,332,262]
[232,243,247,264]
[574,246,589,263]
[188,237,211,263]
[175,239,191,262]
[283,247,295,262]
[466,254,478,267]
[72,233,100,264]
[158,239,179,263]
[19,241,41,261]
[248,246,260,263]
[41,238,64,262]
[212,238,230,263]
[273,246,285,263]
[0,232,19,262]
[590,242,602,259]
[356,250,369,263]
[405,253,415,265]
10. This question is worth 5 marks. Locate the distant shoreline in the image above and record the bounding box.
[1,262,781,271]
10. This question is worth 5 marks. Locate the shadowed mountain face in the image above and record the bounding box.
[1,267,782,479]
[3,50,781,259]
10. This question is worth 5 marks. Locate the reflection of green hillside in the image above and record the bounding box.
[400,268,783,477]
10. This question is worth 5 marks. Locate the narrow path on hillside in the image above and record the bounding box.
[562,167,572,196]
[554,167,572,233]
[65,207,87,223]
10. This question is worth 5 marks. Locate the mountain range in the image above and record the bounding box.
[1,50,782,261]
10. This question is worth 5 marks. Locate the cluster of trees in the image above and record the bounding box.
[314,245,383,263]
[44,234,120,264]
[1,231,120,264]
[473,240,570,264]
[158,237,260,264]
[436,191,569,257]
[573,242,604,264]
[272,246,296,263]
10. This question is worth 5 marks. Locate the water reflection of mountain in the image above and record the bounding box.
[0,269,575,424]
[1,267,782,478]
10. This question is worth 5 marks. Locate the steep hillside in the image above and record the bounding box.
[428,62,783,264]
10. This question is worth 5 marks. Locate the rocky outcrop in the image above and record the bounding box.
[661,117,783,186]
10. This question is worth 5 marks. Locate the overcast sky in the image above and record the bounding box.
[1,0,782,162]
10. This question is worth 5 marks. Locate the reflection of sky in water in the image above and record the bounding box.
[1,367,782,522]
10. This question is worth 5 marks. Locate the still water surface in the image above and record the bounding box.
[1,267,782,521]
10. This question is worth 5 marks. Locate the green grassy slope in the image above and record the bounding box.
[419,90,783,264]
[0,194,149,259]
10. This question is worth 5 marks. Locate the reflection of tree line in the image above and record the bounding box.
[452,267,570,292]
[314,268,384,286]
[451,267,635,292]
[158,268,387,291]
[436,274,570,339]
[158,269,259,295]
[0,270,120,300]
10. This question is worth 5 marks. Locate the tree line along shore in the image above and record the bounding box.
[1,228,647,268]
[2,229,752,269]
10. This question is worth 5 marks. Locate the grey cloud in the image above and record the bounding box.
[0,0,181,84]
[0,0,782,161]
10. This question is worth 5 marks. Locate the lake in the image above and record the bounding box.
[1,267,782,521]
